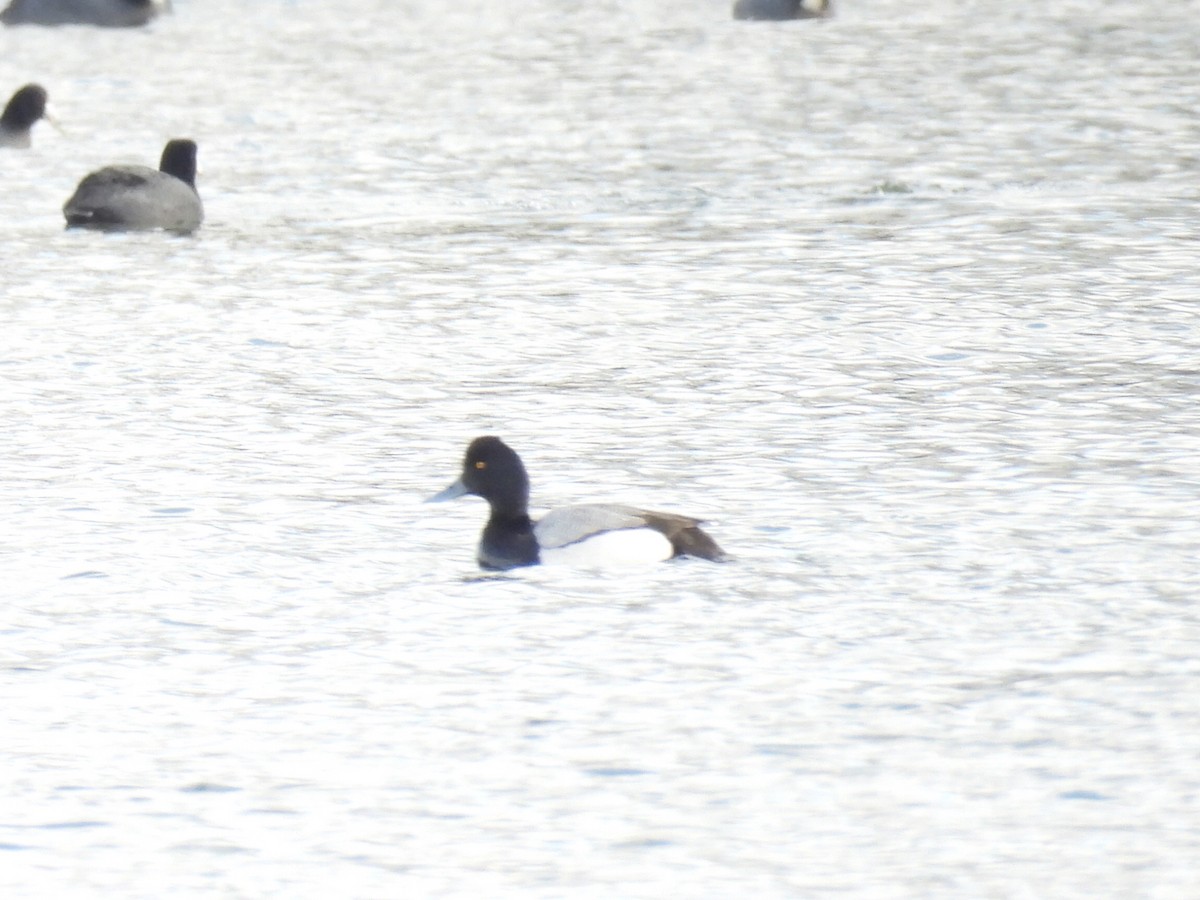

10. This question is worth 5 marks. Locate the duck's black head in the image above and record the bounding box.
[456,436,531,514]
[428,436,532,516]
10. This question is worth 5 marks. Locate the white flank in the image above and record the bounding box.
[541,527,673,569]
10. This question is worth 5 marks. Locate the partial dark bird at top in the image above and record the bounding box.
[1,0,169,27]
[734,0,831,21]
[0,84,50,148]
[63,139,203,234]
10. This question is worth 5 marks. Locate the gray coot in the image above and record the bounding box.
[733,0,831,21]
[63,138,203,234]
[1,0,169,27]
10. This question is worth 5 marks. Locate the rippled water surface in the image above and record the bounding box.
[3,0,1200,895]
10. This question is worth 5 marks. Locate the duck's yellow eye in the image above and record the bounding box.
[475,461,487,470]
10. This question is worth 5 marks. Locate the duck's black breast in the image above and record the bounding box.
[479,515,540,571]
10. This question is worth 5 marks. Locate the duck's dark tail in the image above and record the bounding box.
[641,511,728,563]
[671,524,728,562]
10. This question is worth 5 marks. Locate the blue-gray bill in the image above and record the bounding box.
[427,479,468,503]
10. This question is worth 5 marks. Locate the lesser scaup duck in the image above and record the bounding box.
[1,0,168,26]
[428,436,727,571]
[0,84,49,148]
[733,0,831,21]
[63,138,203,234]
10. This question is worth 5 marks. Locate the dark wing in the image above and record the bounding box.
[631,507,728,562]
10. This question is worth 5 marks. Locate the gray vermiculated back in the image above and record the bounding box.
[533,504,655,550]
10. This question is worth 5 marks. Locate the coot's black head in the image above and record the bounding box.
[428,436,532,515]
[159,138,198,187]
[1,84,48,132]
